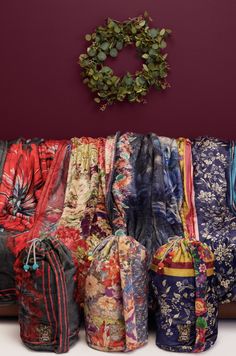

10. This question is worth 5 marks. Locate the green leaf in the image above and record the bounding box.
[137,76,145,85]
[136,40,141,47]
[110,48,118,57]
[95,35,100,43]
[124,76,133,85]
[152,43,159,49]
[139,20,146,27]
[94,97,101,103]
[143,64,149,71]
[114,25,121,33]
[100,66,113,74]
[97,51,107,61]
[101,42,109,51]
[108,19,114,28]
[149,48,157,56]
[116,41,123,50]
[85,34,92,41]
[142,53,149,59]
[160,40,167,49]
[160,29,165,36]
[87,47,96,57]
[93,74,99,81]
[147,62,155,70]
[196,317,208,329]
[149,28,158,38]
[131,26,137,34]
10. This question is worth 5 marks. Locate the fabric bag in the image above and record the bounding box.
[15,237,80,353]
[84,235,148,352]
[150,237,218,352]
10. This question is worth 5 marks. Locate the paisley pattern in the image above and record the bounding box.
[84,235,148,352]
[192,137,236,302]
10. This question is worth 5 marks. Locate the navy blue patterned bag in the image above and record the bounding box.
[150,237,218,352]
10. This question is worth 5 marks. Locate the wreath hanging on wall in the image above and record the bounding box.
[78,12,171,110]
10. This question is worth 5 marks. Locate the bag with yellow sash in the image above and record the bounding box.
[150,236,218,352]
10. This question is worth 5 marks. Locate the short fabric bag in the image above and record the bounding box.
[150,237,218,352]
[84,235,148,352]
[15,237,80,353]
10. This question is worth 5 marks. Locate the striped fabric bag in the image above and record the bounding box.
[15,237,80,353]
[150,237,218,352]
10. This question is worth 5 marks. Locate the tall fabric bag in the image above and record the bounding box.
[15,237,80,353]
[84,235,148,352]
[150,237,218,352]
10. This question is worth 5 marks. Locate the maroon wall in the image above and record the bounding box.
[0,0,236,139]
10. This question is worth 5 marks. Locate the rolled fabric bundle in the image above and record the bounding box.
[84,235,148,352]
[15,237,80,353]
[150,237,218,353]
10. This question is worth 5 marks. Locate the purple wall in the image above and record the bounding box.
[0,0,236,139]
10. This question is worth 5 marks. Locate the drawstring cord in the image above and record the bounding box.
[156,235,183,270]
[23,238,41,272]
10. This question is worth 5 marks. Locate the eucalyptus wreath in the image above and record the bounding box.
[78,12,171,110]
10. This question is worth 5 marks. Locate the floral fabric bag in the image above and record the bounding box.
[150,237,218,352]
[84,235,148,352]
[15,237,80,353]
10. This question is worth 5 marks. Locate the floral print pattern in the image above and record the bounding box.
[0,139,61,304]
[150,237,218,352]
[192,137,236,302]
[84,235,148,352]
[57,136,116,303]
[0,139,59,231]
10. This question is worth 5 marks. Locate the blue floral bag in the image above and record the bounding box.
[150,237,218,352]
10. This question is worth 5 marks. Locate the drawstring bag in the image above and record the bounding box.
[84,235,148,352]
[150,237,218,353]
[15,237,80,353]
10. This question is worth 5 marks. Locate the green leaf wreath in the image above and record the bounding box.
[78,12,171,110]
